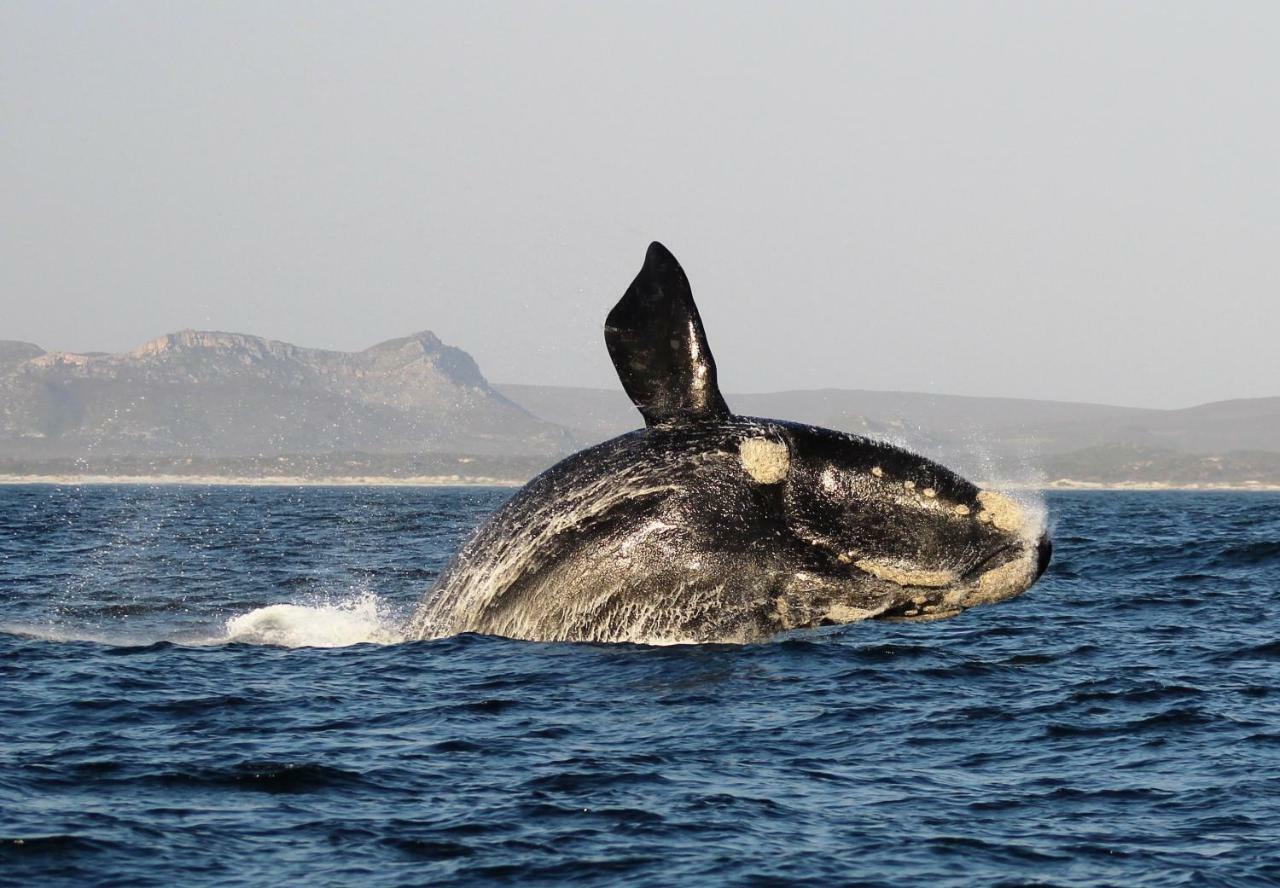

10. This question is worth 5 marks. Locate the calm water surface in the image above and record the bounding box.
[1,486,1278,886]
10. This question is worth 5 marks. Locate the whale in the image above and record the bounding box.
[407,242,1051,644]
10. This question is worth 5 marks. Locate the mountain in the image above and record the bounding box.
[0,331,572,459]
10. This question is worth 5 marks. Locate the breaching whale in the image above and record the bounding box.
[407,243,1051,644]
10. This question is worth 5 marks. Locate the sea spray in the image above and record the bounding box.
[220,590,405,648]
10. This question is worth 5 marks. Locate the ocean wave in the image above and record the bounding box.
[216,591,405,648]
[5,487,1280,885]
[1210,540,1280,566]
[146,760,369,793]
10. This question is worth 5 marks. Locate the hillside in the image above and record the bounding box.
[0,331,572,459]
[496,384,1280,486]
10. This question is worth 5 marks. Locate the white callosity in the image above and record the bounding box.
[739,437,790,484]
[976,490,1026,533]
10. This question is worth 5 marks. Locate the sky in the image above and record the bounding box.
[2,2,1277,409]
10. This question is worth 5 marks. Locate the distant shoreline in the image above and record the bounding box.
[0,473,525,488]
[0,474,1278,492]
[1039,480,1280,492]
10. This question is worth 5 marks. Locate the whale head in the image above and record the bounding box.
[726,423,1050,627]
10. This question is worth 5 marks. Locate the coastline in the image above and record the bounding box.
[1039,480,1280,492]
[0,473,525,488]
[1,474,1278,492]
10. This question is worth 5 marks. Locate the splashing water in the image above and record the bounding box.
[218,592,405,648]
[3,591,407,649]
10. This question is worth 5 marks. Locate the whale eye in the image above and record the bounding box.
[739,437,790,485]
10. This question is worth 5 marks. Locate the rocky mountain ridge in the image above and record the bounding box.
[0,331,570,459]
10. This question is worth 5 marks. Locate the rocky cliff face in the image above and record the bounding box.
[0,331,572,459]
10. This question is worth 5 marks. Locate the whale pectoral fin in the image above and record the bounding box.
[605,241,731,427]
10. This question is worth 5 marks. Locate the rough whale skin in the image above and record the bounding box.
[408,243,1051,644]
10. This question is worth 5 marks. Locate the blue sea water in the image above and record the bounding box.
[1,485,1278,887]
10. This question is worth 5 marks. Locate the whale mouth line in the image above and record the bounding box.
[879,604,963,622]
[874,543,1032,621]
[961,543,1020,580]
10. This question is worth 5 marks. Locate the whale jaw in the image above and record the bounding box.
[877,535,1049,622]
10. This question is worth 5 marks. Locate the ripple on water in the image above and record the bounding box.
[0,488,1278,886]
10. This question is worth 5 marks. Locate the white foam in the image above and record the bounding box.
[0,590,409,649]
[219,592,404,648]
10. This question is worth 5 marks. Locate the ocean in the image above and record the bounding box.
[1,485,1277,886]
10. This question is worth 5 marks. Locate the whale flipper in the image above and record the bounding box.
[604,242,731,427]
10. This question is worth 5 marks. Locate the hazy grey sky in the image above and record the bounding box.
[2,2,1277,408]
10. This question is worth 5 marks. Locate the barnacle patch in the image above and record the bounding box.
[976,490,1024,533]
